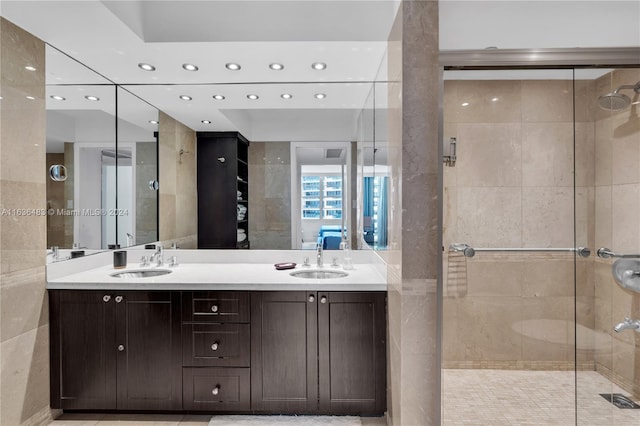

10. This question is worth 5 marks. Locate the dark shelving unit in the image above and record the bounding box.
[197,132,249,249]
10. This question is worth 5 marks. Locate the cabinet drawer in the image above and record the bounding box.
[183,368,250,411]
[182,292,249,323]
[183,323,250,367]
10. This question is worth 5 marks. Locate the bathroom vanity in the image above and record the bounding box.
[47,251,387,416]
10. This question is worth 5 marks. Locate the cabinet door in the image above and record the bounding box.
[318,292,387,415]
[115,291,182,410]
[251,291,318,413]
[49,291,117,410]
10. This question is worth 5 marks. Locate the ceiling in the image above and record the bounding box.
[1,0,399,148]
[2,1,638,150]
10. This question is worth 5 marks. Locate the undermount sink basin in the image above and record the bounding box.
[111,269,172,278]
[289,269,348,279]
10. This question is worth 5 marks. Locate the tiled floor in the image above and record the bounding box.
[49,413,387,426]
[443,369,640,425]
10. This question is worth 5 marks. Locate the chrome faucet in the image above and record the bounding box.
[614,318,640,333]
[150,246,164,266]
[48,246,59,260]
[316,243,323,267]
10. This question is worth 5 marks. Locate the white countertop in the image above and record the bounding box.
[46,261,386,291]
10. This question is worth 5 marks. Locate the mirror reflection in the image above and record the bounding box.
[116,87,159,247]
[45,46,160,254]
[45,46,117,252]
[45,49,391,254]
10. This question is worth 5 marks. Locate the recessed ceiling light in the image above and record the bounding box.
[25,66,37,71]
[201,120,212,124]
[182,63,199,71]
[212,95,226,100]
[85,95,100,101]
[50,95,66,101]
[149,120,159,125]
[25,95,35,100]
[179,95,192,101]
[314,93,326,99]
[491,97,499,102]
[138,63,156,71]
[269,63,284,71]
[461,102,470,106]
[225,63,241,71]
[281,94,292,99]
[311,62,327,70]
[247,94,259,100]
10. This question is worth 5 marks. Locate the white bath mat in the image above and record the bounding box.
[208,415,363,426]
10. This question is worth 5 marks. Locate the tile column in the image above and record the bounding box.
[386,1,441,425]
[0,17,57,425]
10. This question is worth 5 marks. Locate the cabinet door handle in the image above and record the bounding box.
[212,385,221,395]
[118,344,125,352]
[115,296,123,303]
[308,295,315,303]
[211,304,219,313]
[103,295,111,302]
[320,296,327,304]
[211,341,219,351]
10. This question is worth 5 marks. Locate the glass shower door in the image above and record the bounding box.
[575,66,640,426]
[441,68,580,424]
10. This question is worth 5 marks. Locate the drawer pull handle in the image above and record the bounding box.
[211,341,219,351]
[308,295,315,302]
[115,296,123,303]
[211,304,219,313]
[212,385,221,396]
[103,295,111,302]
[118,344,125,352]
[320,296,327,304]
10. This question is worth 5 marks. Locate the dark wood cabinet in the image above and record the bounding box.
[50,289,385,415]
[182,291,251,411]
[50,291,116,410]
[318,292,387,414]
[251,291,386,415]
[115,292,182,410]
[197,132,250,249]
[49,291,182,411]
[250,291,318,413]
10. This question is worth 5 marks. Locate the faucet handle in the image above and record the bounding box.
[169,256,178,267]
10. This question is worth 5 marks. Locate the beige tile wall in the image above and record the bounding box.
[443,77,597,371]
[0,17,57,425]
[248,142,291,249]
[158,112,197,248]
[384,1,441,425]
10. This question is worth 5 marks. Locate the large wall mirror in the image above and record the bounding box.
[47,54,388,254]
[125,81,388,251]
[46,46,159,257]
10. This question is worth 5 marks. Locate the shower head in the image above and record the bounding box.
[598,81,640,111]
[598,92,631,110]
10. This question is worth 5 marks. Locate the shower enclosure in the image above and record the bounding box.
[440,50,640,425]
